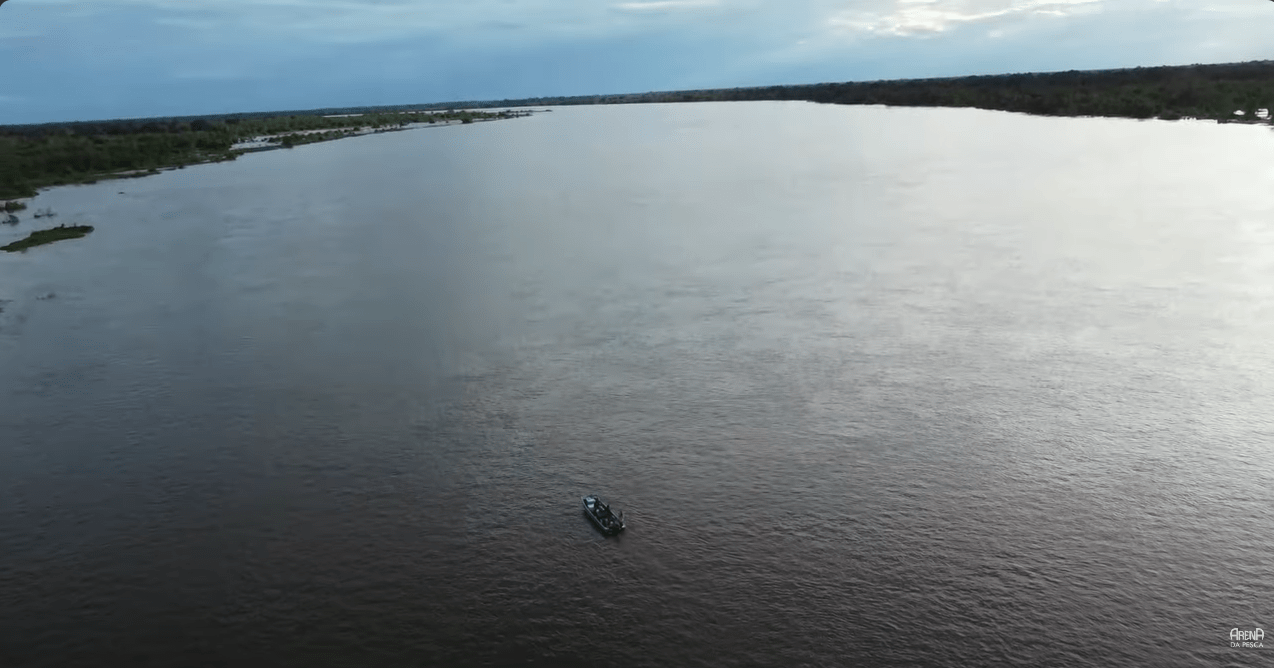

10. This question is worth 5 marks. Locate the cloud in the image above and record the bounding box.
[28,0,575,44]
[828,0,1103,37]
[169,66,266,81]
[613,0,721,12]
[30,0,741,43]
[153,16,223,31]
[7,0,1274,125]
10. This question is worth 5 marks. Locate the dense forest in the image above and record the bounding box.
[0,110,512,200]
[460,60,1274,122]
[5,60,1274,201]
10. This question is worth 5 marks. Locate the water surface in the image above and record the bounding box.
[2,102,1273,667]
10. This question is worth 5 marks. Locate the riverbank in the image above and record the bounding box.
[227,113,517,153]
[6,58,1273,202]
[440,60,1274,127]
[0,109,529,201]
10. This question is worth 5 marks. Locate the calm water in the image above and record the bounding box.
[2,102,1273,667]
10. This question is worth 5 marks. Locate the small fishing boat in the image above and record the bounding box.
[582,495,625,535]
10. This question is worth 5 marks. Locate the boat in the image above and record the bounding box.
[582,495,625,535]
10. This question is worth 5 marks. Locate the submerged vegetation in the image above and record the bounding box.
[1,224,94,252]
[0,109,521,200]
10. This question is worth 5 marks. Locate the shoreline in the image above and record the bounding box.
[10,58,1274,199]
[227,114,512,153]
[0,109,531,202]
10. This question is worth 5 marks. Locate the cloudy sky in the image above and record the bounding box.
[1,0,1272,124]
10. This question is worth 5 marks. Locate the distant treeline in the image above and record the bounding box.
[6,60,1274,199]
[457,60,1274,122]
[0,110,511,200]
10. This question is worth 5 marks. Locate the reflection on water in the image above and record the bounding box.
[2,103,1273,667]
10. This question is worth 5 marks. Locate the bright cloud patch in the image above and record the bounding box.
[829,0,1103,37]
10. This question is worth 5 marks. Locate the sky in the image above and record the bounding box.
[1,0,1273,124]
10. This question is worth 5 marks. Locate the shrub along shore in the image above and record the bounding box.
[0,109,525,201]
[1,224,94,252]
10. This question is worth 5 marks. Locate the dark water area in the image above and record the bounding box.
[2,102,1273,667]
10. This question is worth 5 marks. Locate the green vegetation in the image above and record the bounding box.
[7,59,1272,200]
[0,109,520,200]
[451,60,1274,125]
[1,224,94,252]
[764,61,1274,122]
[2,200,25,212]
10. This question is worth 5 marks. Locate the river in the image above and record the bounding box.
[2,102,1272,667]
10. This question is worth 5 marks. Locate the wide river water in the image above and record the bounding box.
[2,102,1273,667]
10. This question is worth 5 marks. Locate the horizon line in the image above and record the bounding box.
[5,58,1271,130]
